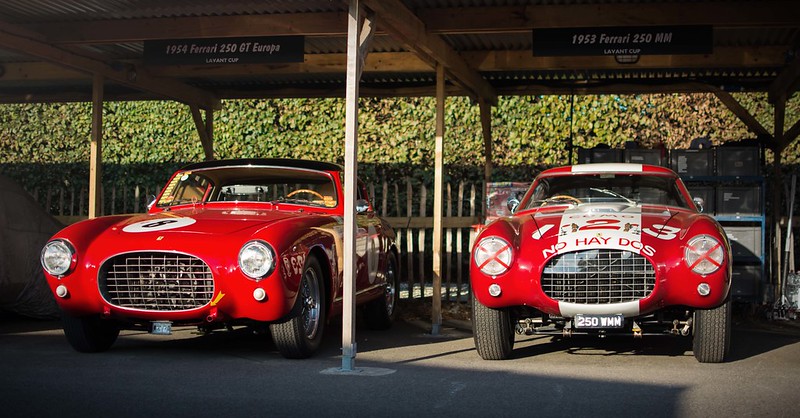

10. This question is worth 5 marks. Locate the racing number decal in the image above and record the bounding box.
[282,254,306,278]
[122,217,197,233]
[642,224,680,240]
[579,218,622,231]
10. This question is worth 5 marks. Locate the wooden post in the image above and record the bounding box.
[431,63,445,335]
[479,99,492,219]
[190,105,215,161]
[88,74,103,219]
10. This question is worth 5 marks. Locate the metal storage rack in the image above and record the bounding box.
[676,147,767,302]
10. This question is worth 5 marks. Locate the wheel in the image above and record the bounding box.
[270,256,326,359]
[692,298,731,363]
[365,252,399,330]
[542,194,583,206]
[62,314,120,353]
[471,292,514,360]
[286,188,325,200]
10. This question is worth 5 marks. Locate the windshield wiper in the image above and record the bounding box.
[589,188,637,205]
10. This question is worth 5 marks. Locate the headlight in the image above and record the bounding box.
[238,240,276,280]
[41,240,75,276]
[684,235,724,275]
[474,236,513,276]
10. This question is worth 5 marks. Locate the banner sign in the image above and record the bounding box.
[532,26,712,56]
[144,36,304,66]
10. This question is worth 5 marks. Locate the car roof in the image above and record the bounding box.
[538,163,678,177]
[179,158,342,173]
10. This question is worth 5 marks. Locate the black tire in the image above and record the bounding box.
[693,298,732,363]
[62,314,120,353]
[365,252,399,330]
[472,292,514,360]
[270,256,326,359]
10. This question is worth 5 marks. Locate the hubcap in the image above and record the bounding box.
[384,259,396,316]
[300,268,321,340]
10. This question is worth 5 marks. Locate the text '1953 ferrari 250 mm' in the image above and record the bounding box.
[41,159,399,358]
[471,163,732,363]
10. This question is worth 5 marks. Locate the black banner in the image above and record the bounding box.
[144,36,304,66]
[532,26,712,56]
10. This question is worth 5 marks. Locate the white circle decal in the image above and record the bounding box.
[122,217,197,233]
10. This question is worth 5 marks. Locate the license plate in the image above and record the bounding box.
[151,321,172,335]
[574,314,624,329]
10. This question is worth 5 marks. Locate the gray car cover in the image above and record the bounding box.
[0,175,62,319]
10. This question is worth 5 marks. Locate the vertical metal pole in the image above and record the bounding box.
[88,74,104,219]
[432,63,445,335]
[341,0,361,371]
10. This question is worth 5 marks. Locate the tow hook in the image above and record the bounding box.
[632,321,642,338]
[563,321,573,338]
[681,318,693,336]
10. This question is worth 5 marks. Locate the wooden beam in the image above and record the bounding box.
[137,46,789,78]
[28,12,350,44]
[0,22,220,110]
[88,75,103,219]
[769,56,800,104]
[711,88,771,138]
[786,119,800,145]
[24,2,799,43]
[431,63,445,335]
[362,0,497,105]
[190,105,215,161]
[419,1,800,33]
[479,99,493,219]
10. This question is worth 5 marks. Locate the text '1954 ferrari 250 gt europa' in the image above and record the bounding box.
[41,159,399,358]
[471,163,732,363]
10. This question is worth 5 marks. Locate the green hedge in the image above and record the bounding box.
[1,93,798,193]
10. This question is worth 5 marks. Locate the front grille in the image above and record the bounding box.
[99,252,214,311]
[541,249,655,304]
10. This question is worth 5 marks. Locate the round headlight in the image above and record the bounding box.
[684,235,724,275]
[41,240,75,276]
[474,236,513,276]
[238,240,275,280]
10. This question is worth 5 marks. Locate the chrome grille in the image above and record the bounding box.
[99,252,214,311]
[541,249,655,304]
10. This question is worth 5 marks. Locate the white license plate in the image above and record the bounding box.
[151,321,172,335]
[574,314,624,329]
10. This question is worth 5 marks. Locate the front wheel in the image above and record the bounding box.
[62,314,120,353]
[365,252,399,330]
[472,293,514,360]
[270,256,326,359]
[692,298,732,363]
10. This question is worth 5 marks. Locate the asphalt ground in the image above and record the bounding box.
[1,311,799,418]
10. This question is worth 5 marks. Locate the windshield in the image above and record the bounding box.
[524,173,689,210]
[157,167,338,209]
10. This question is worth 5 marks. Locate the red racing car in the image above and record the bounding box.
[471,163,731,363]
[41,159,399,358]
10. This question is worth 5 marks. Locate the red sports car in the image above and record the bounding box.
[41,159,399,358]
[471,163,732,363]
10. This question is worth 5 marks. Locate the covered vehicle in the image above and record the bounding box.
[471,163,731,363]
[41,159,399,358]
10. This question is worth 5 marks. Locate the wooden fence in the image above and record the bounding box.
[34,179,484,302]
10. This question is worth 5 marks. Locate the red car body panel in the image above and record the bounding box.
[471,163,731,319]
[43,159,396,327]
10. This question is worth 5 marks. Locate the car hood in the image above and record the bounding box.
[519,203,698,257]
[108,207,308,237]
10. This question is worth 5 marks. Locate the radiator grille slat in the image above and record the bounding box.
[542,249,655,304]
[100,253,214,311]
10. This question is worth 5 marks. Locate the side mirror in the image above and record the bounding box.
[507,195,521,214]
[693,197,705,213]
[356,199,371,214]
